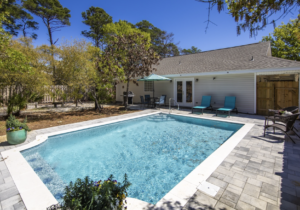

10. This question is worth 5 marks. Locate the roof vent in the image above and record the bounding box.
[250,56,254,61]
[179,61,181,65]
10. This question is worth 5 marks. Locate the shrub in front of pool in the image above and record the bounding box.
[61,174,131,210]
[5,114,30,145]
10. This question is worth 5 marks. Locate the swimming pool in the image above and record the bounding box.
[21,113,243,204]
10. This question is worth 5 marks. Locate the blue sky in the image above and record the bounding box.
[26,0,298,52]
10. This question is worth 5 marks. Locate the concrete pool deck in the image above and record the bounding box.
[0,109,300,209]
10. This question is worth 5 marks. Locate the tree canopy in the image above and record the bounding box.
[22,0,71,45]
[262,19,300,61]
[196,0,300,37]
[135,20,180,58]
[1,0,38,39]
[81,6,112,49]
[103,20,151,46]
[181,46,201,55]
[102,32,160,109]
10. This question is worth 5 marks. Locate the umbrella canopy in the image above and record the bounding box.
[137,74,171,82]
[137,74,171,98]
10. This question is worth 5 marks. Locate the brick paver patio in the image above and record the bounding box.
[0,109,299,210]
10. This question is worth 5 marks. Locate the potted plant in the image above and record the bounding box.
[5,114,30,145]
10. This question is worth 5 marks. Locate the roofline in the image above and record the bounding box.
[161,41,270,59]
[160,66,300,77]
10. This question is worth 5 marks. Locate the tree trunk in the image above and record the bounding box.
[22,25,26,38]
[94,96,102,112]
[91,88,102,112]
[124,79,130,110]
[47,20,56,83]
[47,20,53,46]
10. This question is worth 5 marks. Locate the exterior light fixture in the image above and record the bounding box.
[196,79,199,82]
[213,77,216,80]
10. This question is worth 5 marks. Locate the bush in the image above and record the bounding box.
[5,114,30,132]
[62,174,131,210]
[7,92,44,115]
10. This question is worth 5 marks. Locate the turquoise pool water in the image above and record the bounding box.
[21,113,243,204]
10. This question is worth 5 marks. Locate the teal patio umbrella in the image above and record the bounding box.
[137,74,171,98]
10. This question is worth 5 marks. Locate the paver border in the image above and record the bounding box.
[1,111,254,210]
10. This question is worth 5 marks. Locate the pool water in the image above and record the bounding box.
[21,114,242,204]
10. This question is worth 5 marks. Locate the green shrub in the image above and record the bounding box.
[62,174,131,210]
[5,114,30,132]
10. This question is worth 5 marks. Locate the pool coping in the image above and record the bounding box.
[1,111,254,210]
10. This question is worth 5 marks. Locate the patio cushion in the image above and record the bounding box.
[193,106,208,109]
[217,108,233,111]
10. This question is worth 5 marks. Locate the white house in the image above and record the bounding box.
[116,42,300,115]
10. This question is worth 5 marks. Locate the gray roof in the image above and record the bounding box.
[155,42,300,75]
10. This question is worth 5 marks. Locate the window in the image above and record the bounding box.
[144,81,153,91]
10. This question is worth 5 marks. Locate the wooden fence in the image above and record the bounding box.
[0,85,88,104]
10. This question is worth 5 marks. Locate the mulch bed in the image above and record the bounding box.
[0,107,138,136]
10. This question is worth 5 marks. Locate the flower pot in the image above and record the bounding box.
[6,130,27,145]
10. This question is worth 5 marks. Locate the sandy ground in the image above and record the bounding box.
[0,106,138,137]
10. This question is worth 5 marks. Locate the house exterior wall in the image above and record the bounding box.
[116,73,255,114]
[193,73,255,114]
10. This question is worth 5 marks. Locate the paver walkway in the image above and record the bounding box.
[172,110,300,210]
[0,109,299,210]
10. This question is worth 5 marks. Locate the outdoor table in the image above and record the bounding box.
[149,97,158,108]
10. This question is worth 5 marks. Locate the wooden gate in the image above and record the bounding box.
[257,81,299,116]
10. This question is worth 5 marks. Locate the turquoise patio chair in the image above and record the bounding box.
[144,95,150,107]
[140,96,148,109]
[192,96,212,114]
[216,96,238,117]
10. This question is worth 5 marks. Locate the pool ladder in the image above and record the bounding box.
[169,98,180,114]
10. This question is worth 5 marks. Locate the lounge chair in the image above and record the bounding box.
[192,96,212,114]
[155,95,166,109]
[264,113,300,144]
[216,96,238,117]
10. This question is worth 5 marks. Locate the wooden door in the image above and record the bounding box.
[257,82,275,115]
[274,81,298,110]
[257,81,299,116]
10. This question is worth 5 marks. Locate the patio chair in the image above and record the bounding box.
[145,95,150,107]
[264,113,300,144]
[192,96,212,114]
[265,106,299,133]
[140,96,147,109]
[216,96,238,117]
[155,95,166,109]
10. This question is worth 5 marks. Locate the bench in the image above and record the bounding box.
[53,102,64,108]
